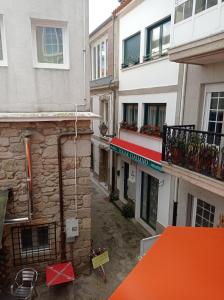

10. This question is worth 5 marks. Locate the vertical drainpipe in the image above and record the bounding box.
[111,14,117,193]
[173,64,188,226]
[24,132,33,219]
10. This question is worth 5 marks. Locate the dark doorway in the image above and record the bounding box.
[124,162,129,200]
[141,172,159,230]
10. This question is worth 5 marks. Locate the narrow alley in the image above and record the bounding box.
[38,181,147,300]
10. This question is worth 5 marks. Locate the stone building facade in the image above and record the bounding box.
[0,0,94,289]
[0,118,92,286]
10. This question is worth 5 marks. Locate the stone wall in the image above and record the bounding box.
[0,120,92,284]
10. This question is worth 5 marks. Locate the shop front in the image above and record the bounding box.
[111,138,171,233]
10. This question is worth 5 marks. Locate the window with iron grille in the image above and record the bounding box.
[11,223,57,266]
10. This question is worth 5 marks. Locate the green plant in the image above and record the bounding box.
[122,203,135,219]
[109,191,119,202]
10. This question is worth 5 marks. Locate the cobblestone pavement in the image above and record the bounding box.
[38,181,148,300]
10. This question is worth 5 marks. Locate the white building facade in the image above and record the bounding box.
[162,0,224,228]
[112,0,180,234]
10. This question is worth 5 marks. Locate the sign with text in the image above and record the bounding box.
[110,144,162,173]
[92,251,109,269]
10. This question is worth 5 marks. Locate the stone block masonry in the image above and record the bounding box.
[0,120,92,286]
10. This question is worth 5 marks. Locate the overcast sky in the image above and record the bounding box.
[89,0,119,33]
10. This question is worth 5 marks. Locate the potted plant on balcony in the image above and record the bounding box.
[120,121,138,132]
[140,125,162,137]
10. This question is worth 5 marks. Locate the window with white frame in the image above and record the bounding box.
[92,38,108,80]
[32,19,69,69]
[0,15,7,66]
[175,0,193,23]
[195,199,215,227]
[100,99,109,124]
[195,0,218,14]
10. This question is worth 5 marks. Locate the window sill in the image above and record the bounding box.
[120,56,168,71]
[33,63,70,70]
[21,248,50,257]
[0,61,8,67]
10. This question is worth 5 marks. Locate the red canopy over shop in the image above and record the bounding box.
[109,226,224,300]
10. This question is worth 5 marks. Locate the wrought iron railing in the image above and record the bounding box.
[162,125,224,181]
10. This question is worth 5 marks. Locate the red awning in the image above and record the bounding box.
[111,138,161,165]
[109,227,224,300]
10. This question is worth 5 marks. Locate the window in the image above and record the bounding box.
[175,0,193,23]
[142,104,166,136]
[32,19,69,69]
[195,199,215,227]
[123,104,138,125]
[91,38,108,80]
[21,226,49,252]
[195,0,218,14]
[11,223,56,266]
[0,15,7,66]
[207,92,224,145]
[100,99,109,124]
[145,18,171,61]
[123,33,140,68]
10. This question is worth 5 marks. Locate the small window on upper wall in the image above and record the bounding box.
[122,33,140,68]
[144,17,171,62]
[91,38,108,80]
[31,19,69,69]
[0,15,7,66]
[195,0,218,14]
[175,0,193,24]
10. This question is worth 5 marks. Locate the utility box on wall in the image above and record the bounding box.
[66,218,79,242]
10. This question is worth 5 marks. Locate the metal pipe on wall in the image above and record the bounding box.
[5,133,33,224]
[58,130,93,261]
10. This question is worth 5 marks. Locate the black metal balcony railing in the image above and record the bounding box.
[162,125,224,181]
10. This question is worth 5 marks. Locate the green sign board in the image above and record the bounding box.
[0,191,8,249]
[110,144,163,173]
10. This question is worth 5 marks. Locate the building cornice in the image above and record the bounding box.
[0,112,100,122]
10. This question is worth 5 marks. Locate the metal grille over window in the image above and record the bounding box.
[36,27,63,64]
[195,199,215,227]
[11,223,57,266]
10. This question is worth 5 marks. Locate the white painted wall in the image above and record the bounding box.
[119,0,179,91]
[118,92,177,153]
[171,0,224,47]
[177,179,224,227]
[0,0,89,113]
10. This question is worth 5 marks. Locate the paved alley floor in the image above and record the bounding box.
[38,181,148,300]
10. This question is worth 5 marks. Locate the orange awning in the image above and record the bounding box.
[109,226,224,300]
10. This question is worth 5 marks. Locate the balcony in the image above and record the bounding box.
[162,125,224,196]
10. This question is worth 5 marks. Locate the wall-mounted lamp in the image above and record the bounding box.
[99,122,116,138]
